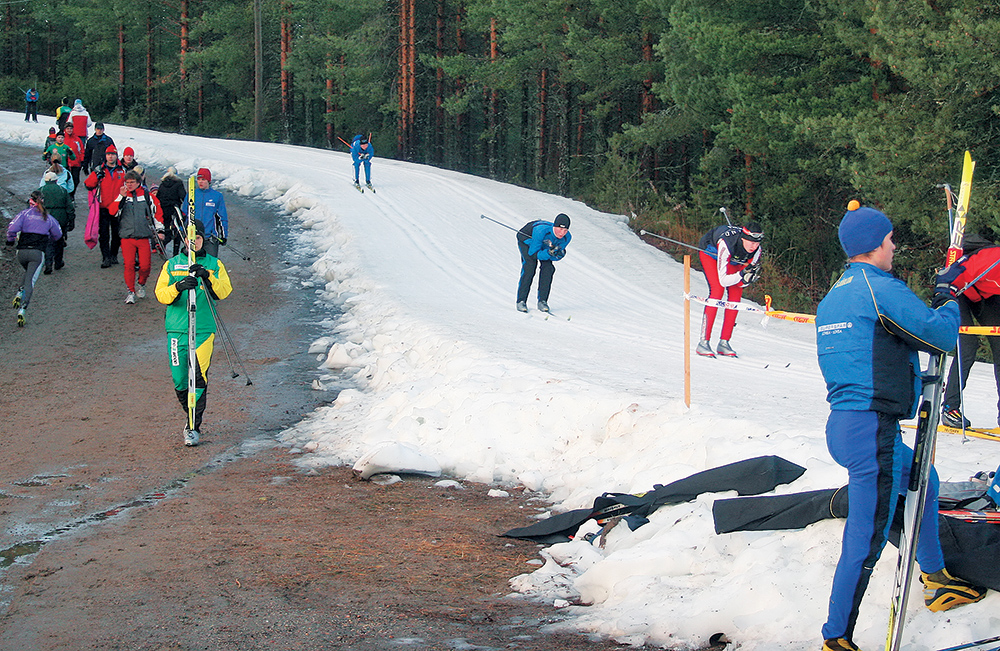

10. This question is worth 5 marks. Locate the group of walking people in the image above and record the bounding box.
[7,106,234,448]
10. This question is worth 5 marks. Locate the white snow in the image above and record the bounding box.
[3,112,999,650]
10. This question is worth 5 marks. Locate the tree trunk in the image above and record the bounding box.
[281,2,293,143]
[254,0,263,139]
[146,14,154,123]
[397,0,416,159]
[179,0,189,132]
[536,68,548,184]
[454,3,467,171]
[434,0,445,166]
[118,23,126,116]
[487,16,499,179]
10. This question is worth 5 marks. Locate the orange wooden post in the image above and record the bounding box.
[684,255,691,407]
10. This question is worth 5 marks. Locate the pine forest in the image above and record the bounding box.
[4,0,1000,309]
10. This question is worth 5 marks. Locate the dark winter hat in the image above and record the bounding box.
[61,97,68,104]
[360,137,369,144]
[95,122,105,130]
[553,213,571,229]
[48,127,56,134]
[193,220,205,237]
[839,200,893,257]
[741,222,764,242]
[63,122,73,129]
[197,167,211,183]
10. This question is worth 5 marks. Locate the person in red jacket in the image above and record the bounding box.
[83,145,126,268]
[941,236,1000,429]
[62,122,85,199]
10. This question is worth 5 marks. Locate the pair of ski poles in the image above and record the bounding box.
[170,208,253,385]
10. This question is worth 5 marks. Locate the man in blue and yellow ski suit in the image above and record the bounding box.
[815,203,985,651]
[154,221,233,446]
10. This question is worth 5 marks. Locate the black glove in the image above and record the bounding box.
[4,239,13,247]
[550,246,566,260]
[188,263,210,280]
[96,168,105,180]
[174,276,198,292]
[66,218,75,232]
[742,263,761,286]
[217,236,227,246]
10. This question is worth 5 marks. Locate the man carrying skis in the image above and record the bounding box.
[696,222,763,358]
[154,220,233,447]
[941,235,1000,429]
[815,202,985,651]
[351,135,374,189]
[515,213,571,313]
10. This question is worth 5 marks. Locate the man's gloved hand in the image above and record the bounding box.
[217,236,226,246]
[4,239,14,247]
[932,259,966,307]
[188,263,210,280]
[174,276,198,292]
[550,246,566,260]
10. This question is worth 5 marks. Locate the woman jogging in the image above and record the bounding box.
[5,191,63,327]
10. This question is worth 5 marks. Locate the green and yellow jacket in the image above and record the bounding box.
[154,251,233,334]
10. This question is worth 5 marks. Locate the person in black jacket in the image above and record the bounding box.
[82,123,115,173]
[156,167,187,256]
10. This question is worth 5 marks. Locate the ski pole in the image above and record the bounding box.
[337,136,351,148]
[719,206,733,226]
[936,635,1000,651]
[221,240,250,261]
[204,289,253,386]
[956,256,1000,297]
[480,214,519,232]
[639,230,708,254]
[203,291,239,380]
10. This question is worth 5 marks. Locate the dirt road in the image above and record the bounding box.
[0,141,639,651]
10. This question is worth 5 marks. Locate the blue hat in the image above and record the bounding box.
[838,203,892,257]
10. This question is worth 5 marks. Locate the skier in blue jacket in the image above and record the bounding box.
[815,202,985,651]
[515,213,571,313]
[351,135,374,188]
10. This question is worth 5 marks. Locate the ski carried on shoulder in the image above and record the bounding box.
[885,150,975,651]
[186,175,199,441]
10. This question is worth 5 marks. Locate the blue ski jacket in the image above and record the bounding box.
[816,262,959,419]
[182,187,228,239]
[522,222,571,261]
[351,136,374,163]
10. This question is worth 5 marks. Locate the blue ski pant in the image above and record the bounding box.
[353,159,371,184]
[822,409,944,642]
[516,237,554,303]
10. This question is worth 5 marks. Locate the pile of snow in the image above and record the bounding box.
[3,113,998,650]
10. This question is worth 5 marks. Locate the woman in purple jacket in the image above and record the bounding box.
[6,191,63,327]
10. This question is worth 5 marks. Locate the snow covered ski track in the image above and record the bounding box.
[1,113,998,650]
